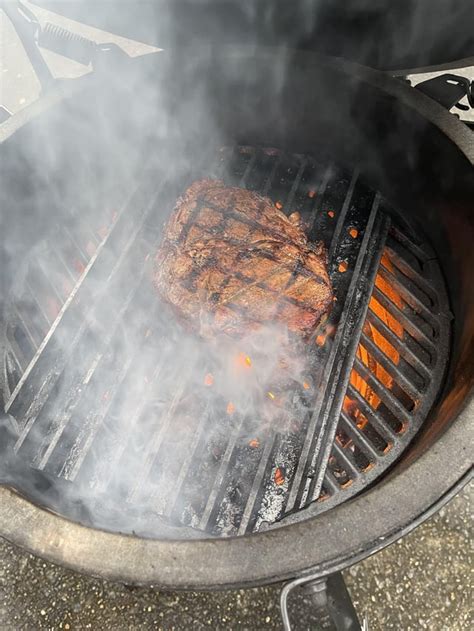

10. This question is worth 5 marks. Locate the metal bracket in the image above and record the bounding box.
[414,73,474,111]
[1,1,128,94]
[1,0,55,91]
[280,571,364,631]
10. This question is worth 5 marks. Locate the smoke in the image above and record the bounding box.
[0,0,469,542]
[0,0,328,540]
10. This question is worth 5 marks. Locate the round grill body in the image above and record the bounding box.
[0,50,472,587]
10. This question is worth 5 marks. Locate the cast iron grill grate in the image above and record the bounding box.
[0,146,451,537]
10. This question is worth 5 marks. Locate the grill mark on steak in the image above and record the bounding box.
[154,179,333,338]
[190,227,329,288]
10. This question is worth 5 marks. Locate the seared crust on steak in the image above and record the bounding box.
[154,179,332,337]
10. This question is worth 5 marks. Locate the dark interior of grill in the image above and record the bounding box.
[0,51,472,541]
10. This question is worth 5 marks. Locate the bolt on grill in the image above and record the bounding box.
[0,146,451,537]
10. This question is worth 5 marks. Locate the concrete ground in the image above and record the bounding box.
[0,3,473,629]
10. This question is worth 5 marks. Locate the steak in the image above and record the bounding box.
[154,179,333,338]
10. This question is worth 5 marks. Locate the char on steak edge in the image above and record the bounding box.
[154,179,333,338]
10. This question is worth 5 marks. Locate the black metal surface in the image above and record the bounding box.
[415,73,474,110]
[281,572,362,631]
[0,145,451,539]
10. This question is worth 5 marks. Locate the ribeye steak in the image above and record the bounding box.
[154,179,333,337]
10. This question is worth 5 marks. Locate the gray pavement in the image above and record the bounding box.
[0,3,473,630]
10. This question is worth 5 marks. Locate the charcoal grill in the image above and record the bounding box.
[0,43,472,629]
[0,143,451,540]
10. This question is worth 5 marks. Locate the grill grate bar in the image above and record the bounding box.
[198,414,247,531]
[238,149,258,187]
[7,236,110,418]
[353,357,412,423]
[371,286,437,355]
[338,411,379,460]
[359,332,423,401]
[128,363,196,502]
[306,205,391,506]
[389,224,433,263]
[286,195,389,512]
[35,258,64,309]
[61,225,90,267]
[31,274,148,471]
[89,338,174,495]
[239,388,305,534]
[261,154,281,195]
[284,156,307,211]
[322,469,340,494]
[331,442,360,477]
[377,265,439,330]
[283,172,360,513]
[159,401,215,518]
[306,165,333,234]
[4,338,28,376]
[51,238,80,285]
[9,175,163,440]
[328,170,359,262]
[51,276,158,480]
[10,307,40,353]
[60,354,135,481]
[365,309,431,380]
[346,384,398,444]
[4,350,22,385]
[24,281,53,331]
[384,246,439,303]
[238,436,277,535]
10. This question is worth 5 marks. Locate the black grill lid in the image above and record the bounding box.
[31,0,474,70]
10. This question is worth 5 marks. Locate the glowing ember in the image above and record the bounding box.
[328,210,335,218]
[303,381,310,390]
[249,439,260,449]
[349,251,405,416]
[204,373,214,387]
[226,401,236,415]
[342,395,359,418]
[274,467,285,486]
[235,352,252,371]
[338,261,348,273]
[349,227,358,238]
[275,201,283,210]
[316,334,326,347]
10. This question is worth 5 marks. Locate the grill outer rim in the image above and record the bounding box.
[0,396,471,589]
